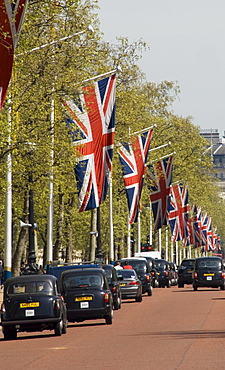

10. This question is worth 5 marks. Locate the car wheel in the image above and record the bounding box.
[167,280,171,288]
[62,319,67,334]
[147,286,153,296]
[193,286,198,291]
[105,308,113,325]
[135,294,142,302]
[113,296,120,310]
[55,319,63,336]
[220,285,225,290]
[3,326,17,341]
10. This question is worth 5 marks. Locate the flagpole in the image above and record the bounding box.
[149,201,153,247]
[127,218,131,258]
[176,241,179,265]
[137,211,141,253]
[158,228,162,256]
[82,69,118,84]
[151,151,176,163]
[4,98,12,280]
[171,240,174,262]
[130,124,157,136]
[149,142,171,153]
[109,176,114,262]
[165,227,168,261]
[16,29,91,56]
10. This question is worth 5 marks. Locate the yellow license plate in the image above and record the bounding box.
[203,273,215,276]
[75,296,93,301]
[120,283,126,286]
[20,302,39,308]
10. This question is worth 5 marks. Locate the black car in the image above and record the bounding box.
[154,259,172,288]
[0,274,67,340]
[168,261,178,286]
[192,256,225,291]
[118,258,153,296]
[60,268,114,325]
[102,264,122,310]
[139,256,159,288]
[178,258,195,287]
[116,269,142,302]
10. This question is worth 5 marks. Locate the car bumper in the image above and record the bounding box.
[121,287,139,299]
[178,276,193,284]
[193,279,224,288]
[67,306,111,322]
[1,317,60,327]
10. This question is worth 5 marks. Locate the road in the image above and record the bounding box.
[1,285,225,370]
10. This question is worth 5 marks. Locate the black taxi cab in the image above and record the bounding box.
[59,268,114,325]
[1,274,67,340]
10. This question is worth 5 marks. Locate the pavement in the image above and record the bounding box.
[0,287,3,304]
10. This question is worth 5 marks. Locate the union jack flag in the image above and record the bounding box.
[168,184,189,242]
[62,74,116,212]
[118,129,153,224]
[148,155,173,230]
[0,0,28,109]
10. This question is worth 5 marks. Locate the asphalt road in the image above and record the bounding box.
[1,285,225,370]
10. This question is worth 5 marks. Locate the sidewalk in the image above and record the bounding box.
[0,288,3,304]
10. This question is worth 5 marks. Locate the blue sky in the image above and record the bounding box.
[97,0,225,137]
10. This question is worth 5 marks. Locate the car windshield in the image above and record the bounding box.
[116,270,137,280]
[122,261,147,273]
[196,259,221,269]
[8,281,52,294]
[103,268,112,280]
[181,260,195,267]
[155,261,167,270]
[64,274,103,289]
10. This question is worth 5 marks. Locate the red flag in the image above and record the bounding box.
[0,0,28,109]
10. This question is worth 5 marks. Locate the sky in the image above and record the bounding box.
[97,0,225,138]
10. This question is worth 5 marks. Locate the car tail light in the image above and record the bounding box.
[112,287,117,292]
[165,271,169,277]
[0,303,5,314]
[104,293,109,303]
[221,272,225,279]
[146,275,150,282]
[54,299,60,310]
[129,281,139,285]
[194,272,198,279]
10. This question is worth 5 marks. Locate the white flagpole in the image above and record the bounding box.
[149,201,153,247]
[137,211,141,253]
[82,69,118,84]
[165,226,168,261]
[127,218,131,258]
[130,124,157,136]
[176,241,179,265]
[109,176,114,262]
[46,93,54,265]
[158,228,162,256]
[4,98,12,280]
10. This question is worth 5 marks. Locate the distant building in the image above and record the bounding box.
[200,129,220,144]
[200,129,225,199]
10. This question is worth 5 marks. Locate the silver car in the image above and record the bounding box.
[116,269,142,302]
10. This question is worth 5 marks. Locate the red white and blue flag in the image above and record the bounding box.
[148,155,173,230]
[0,0,28,109]
[168,184,189,242]
[62,74,116,212]
[118,129,153,224]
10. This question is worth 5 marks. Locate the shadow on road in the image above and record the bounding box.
[68,322,106,328]
[125,329,225,339]
[172,288,221,293]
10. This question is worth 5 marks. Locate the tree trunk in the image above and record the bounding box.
[89,208,97,261]
[53,188,64,261]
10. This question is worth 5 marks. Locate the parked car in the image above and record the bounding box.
[178,259,195,287]
[60,268,114,325]
[192,256,225,291]
[102,264,122,310]
[0,274,67,340]
[116,269,142,302]
[168,261,178,286]
[154,259,172,288]
[118,258,153,296]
